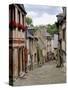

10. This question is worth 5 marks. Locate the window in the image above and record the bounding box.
[22,15,24,25]
[18,10,20,24]
[13,6,15,21]
[9,6,15,21]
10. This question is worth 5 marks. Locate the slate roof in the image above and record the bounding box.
[27,30,33,39]
[9,4,27,14]
[27,28,38,40]
[16,4,27,14]
[26,27,34,39]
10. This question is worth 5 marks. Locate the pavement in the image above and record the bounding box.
[14,60,66,86]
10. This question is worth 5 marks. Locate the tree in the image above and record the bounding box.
[26,17,33,26]
[47,23,58,35]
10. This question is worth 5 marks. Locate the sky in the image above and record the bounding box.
[24,4,63,26]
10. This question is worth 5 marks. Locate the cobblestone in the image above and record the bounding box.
[14,61,66,86]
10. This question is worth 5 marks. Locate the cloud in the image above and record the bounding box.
[25,4,63,15]
[26,11,38,18]
[24,4,63,26]
[33,13,57,26]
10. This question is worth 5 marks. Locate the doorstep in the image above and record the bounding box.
[19,72,25,78]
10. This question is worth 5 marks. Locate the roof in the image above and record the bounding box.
[26,28,34,39]
[56,13,63,17]
[27,31,33,39]
[28,27,35,35]
[56,9,66,24]
[9,4,27,15]
[17,4,27,14]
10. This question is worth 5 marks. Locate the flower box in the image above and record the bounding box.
[9,21,28,31]
[17,23,23,30]
[9,21,17,29]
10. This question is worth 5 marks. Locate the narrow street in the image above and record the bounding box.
[14,60,66,86]
[9,5,66,86]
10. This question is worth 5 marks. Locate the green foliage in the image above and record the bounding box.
[26,17,36,34]
[26,17,33,25]
[30,26,39,34]
[47,23,58,35]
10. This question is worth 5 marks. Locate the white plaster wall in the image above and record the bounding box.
[53,34,58,48]
[62,40,65,51]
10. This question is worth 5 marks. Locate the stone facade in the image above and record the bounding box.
[9,4,28,85]
[34,28,46,65]
[56,7,66,67]
[26,28,38,71]
[33,36,38,69]
[26,30,33,70]
[52,34,58,60]
[44,32,52,62]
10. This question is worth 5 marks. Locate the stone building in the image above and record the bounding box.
[44,32,52,62]
[33,36,38,69]
[9,4,28,84]
[37,38,45,66]
[26,27,34,70]
[34,28,46,66]
[26,27,38,71]
[56,7,66,67]
[51,34,58,60]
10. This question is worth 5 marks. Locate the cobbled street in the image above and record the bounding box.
[14,61,66,86]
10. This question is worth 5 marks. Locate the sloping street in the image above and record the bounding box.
[14,60,66,86]
[9,4,66,86]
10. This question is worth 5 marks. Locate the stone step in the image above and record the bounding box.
[19,72,25,78]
